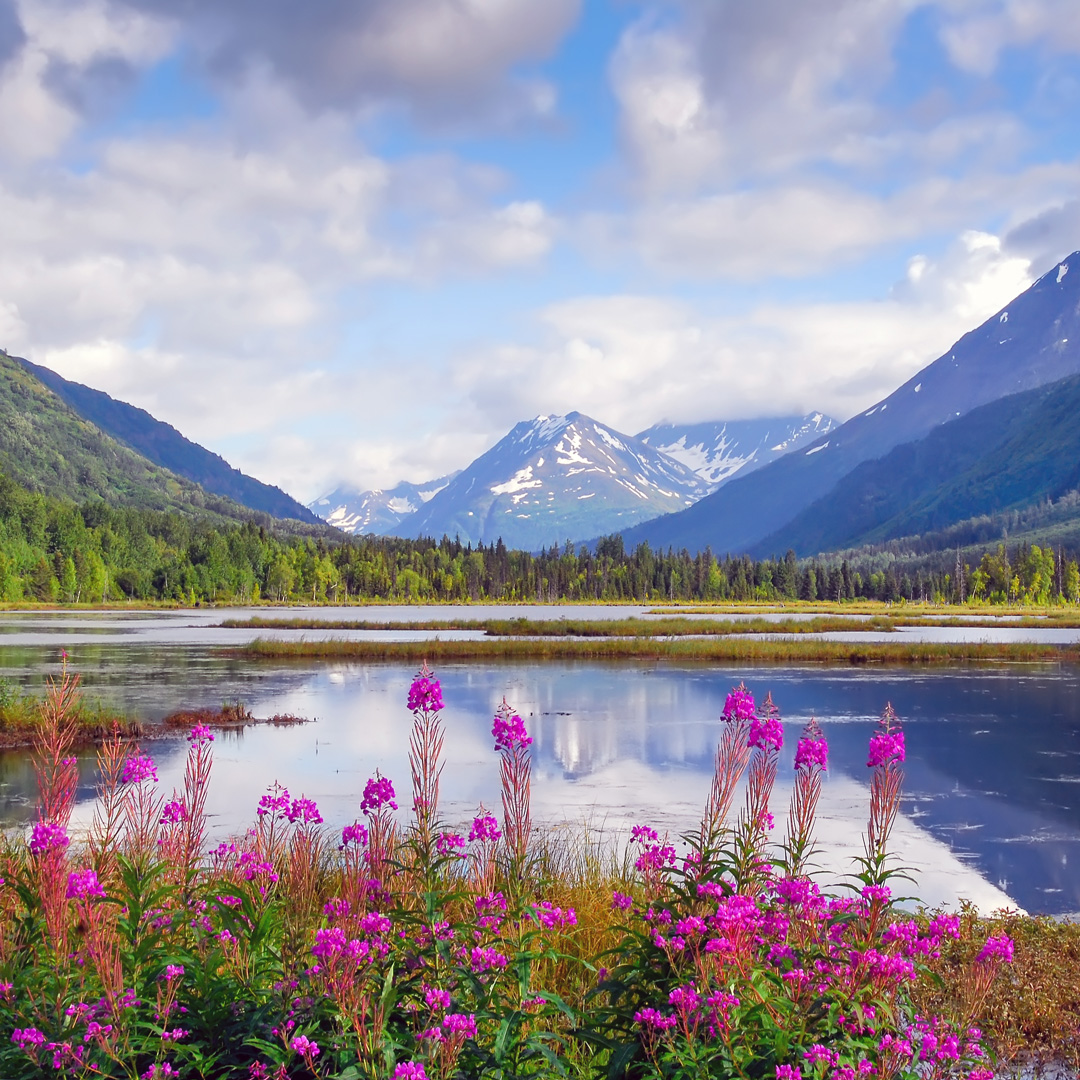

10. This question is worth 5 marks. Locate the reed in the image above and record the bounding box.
[238,633,1080,664]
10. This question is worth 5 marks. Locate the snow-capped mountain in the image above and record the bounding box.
[406,413,709,549]
[636,414,836,491]
[309,474,458,535]
[622,251,1080,556]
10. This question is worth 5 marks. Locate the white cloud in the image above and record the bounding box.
[108,0,579,125]
[447,231,1035,448]
[939,0,1080,76]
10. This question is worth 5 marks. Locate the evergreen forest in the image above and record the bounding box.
[0,470,1076,606]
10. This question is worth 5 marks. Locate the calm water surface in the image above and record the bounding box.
[2,607,1079,916]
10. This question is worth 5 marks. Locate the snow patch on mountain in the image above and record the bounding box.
[309,473,459,535]
[637,413,837,491]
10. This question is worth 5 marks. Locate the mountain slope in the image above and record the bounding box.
[407,412,708,548]
[15,355,318,523]
[760,373,1080,556]
[619,252,1080,555]
[636,413,836,490]
[309,474,459,535]
[0,350,289,523]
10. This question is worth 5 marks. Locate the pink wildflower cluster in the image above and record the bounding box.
[492,711,532,752]
[867,727,905,768]
[360,775,398,815]
[408,675,444,713]
[748,714,783,752]
[794,732,829,772]
[469,813,500,843]
[722,687,756,722]
[160,800,188,825]
[65,868,105,901]
[976,932,1015,964]
[534,901,577,929]
[435,832,466,858]
[340,822,369,848]
[121,754,158,785]
[187,724,214,745]
[29,821,69,856]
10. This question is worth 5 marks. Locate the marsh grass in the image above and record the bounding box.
[238,634,1080,665]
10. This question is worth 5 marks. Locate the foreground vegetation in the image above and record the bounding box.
[1,467,1077,607]
[0,663,1074,1077]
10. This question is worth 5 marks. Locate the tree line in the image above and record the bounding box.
[0,472,1077,606]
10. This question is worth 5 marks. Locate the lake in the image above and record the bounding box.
[2,606,1079,916]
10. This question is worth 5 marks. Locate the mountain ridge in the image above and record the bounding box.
[14,355,318,524]
[618,251,1080,555]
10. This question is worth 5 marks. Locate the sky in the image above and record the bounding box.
[1,0,1079,503]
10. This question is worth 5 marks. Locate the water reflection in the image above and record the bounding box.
[9,659,1067,917]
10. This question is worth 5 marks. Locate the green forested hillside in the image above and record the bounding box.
[14,354,319,523]
[759,373,1080,557]
[0,351,268,521]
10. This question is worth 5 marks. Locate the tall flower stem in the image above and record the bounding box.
[493,699,532,886]
[863,703,906,887]
[784,717,827,878]
[407,661,445,869]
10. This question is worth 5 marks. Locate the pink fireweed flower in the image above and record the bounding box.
[467,945,508,973]
[977,932,1015,964]
[121,754,158,785]
[408,674,444,713]
[492,711,532,752]
[722,687,756,722]
[290,1035,319,1058]
[748,714,783,751]
[360,775,398,815]
[612,891,633,911]
[286,797,322,825]
[634,843,676,874]
[631,824,659,845]
[12,1027,46,1049]
[775,1067,802,1080]
[534,901,577,928]
[634,1008,677,1031]
[340,822,368,848]
[424,984,452,1010]
[160,800,188,825]
[794,723,828,771]
[393,1064,427,1080]
[469,812,501,843]
[257,787,290,818]
[66,869,105,901]
[867,727,905,768]
[444,1013,478,1038]
[862,884,892,904]
[187,724,214,745]
[29,821,70,855]
[435,831,466,857]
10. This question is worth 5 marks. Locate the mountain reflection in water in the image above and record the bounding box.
[2,649,1077,915]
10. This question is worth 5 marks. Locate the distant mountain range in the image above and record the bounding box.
[311,474,459,535]
[15,356,318,523]
[637,414,835,488]
[619,252,1080,557]
[309,413,833,544]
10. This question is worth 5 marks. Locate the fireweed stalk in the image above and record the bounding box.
[701,684,755,853]
[493,697,533,885]
[407,662,445,867]
[784,717,828,878]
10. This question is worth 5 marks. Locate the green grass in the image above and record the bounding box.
[235,635,1080,664]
